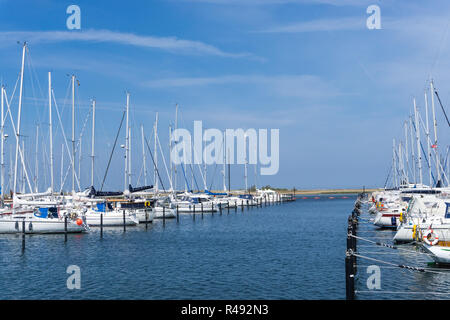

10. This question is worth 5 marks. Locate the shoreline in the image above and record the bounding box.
[278,188,380,195]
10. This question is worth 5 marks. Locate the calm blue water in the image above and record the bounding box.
[2,195,446,300]
[0,196,352,299]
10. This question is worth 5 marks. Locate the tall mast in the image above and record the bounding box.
[222,130,226,192]
[430,80,440,186]
[1,85,4,202]
[154,112,159,193]
[141,125,147,185]
[71,75,76,194]
[128,126,132,187]
[174,104,178,192]
[403,121,409,184]
[60,144,64,191]
[392,139,397,188]
[169,124,172,191]
[21,141,25,193]
[124,92,129,191]
[409,116,417,183]
[91,99,95,187]
[413,98,423,185]
[13,42,26,195]
[424,90,432,186]
[34,125,39,192]
[398,142,404,185]
[48,72,54,194]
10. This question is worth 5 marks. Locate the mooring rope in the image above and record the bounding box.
[352,253,448,275]
[356,290,450,295]
[349,234,432,256]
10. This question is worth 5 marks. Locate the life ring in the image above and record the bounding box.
[145,201,150,207]
[423,229,439,246]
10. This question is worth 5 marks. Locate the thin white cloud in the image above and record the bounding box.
[144,74,342,98]
[0,29,252,58]
[183,0,370,6]
[260,17,364,33]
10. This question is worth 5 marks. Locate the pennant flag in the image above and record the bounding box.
[431,144,437,148]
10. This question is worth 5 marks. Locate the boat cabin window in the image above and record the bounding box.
[445,203,450,219]
[49,207,58,218]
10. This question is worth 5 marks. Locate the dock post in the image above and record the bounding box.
[241,200,244,212]
[100,213,103,237]
[219,203,222,215]
[193,205,196,221]
[235,201,237,213]
[145,211,148,230]
[176,205,179,223]
[22,219,25,251]
[123,210,126,232]
[212,203,214,216]
[345,252,355,300]
[347,215,357,276]
[201,203,204,219]
[64,216,68,242]
[163,206,166,227]
[227,201,230,214]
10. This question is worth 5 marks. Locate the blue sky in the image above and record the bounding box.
[0,0,449,191]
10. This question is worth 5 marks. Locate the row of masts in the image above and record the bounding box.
[390,79,449,188]
[0,43,256,202]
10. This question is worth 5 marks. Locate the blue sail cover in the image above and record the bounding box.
[35,207,49,218]
[205,190,227,196]
[96,203,106,212]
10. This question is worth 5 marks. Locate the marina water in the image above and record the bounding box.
[0,195,447,300]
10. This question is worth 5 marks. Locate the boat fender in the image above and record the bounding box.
[423,229,439,246]
[399,212,403,222]
[15,221,19,230]
[391,216,396,226]
[28,222,33,232]
[412,225,417,240]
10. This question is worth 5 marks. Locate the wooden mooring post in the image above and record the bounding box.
[22,219,26,251]
[123,210,126,232]
[100,213,103,237]
[163,206,166,227]
[64,216,68,242]
[345,214,357,300]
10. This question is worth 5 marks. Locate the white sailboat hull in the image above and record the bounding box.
[423,244,450,265]
[0,217,87,234]
[134,209,154,223]
[85,211,138,226]
[153,207,176,219]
